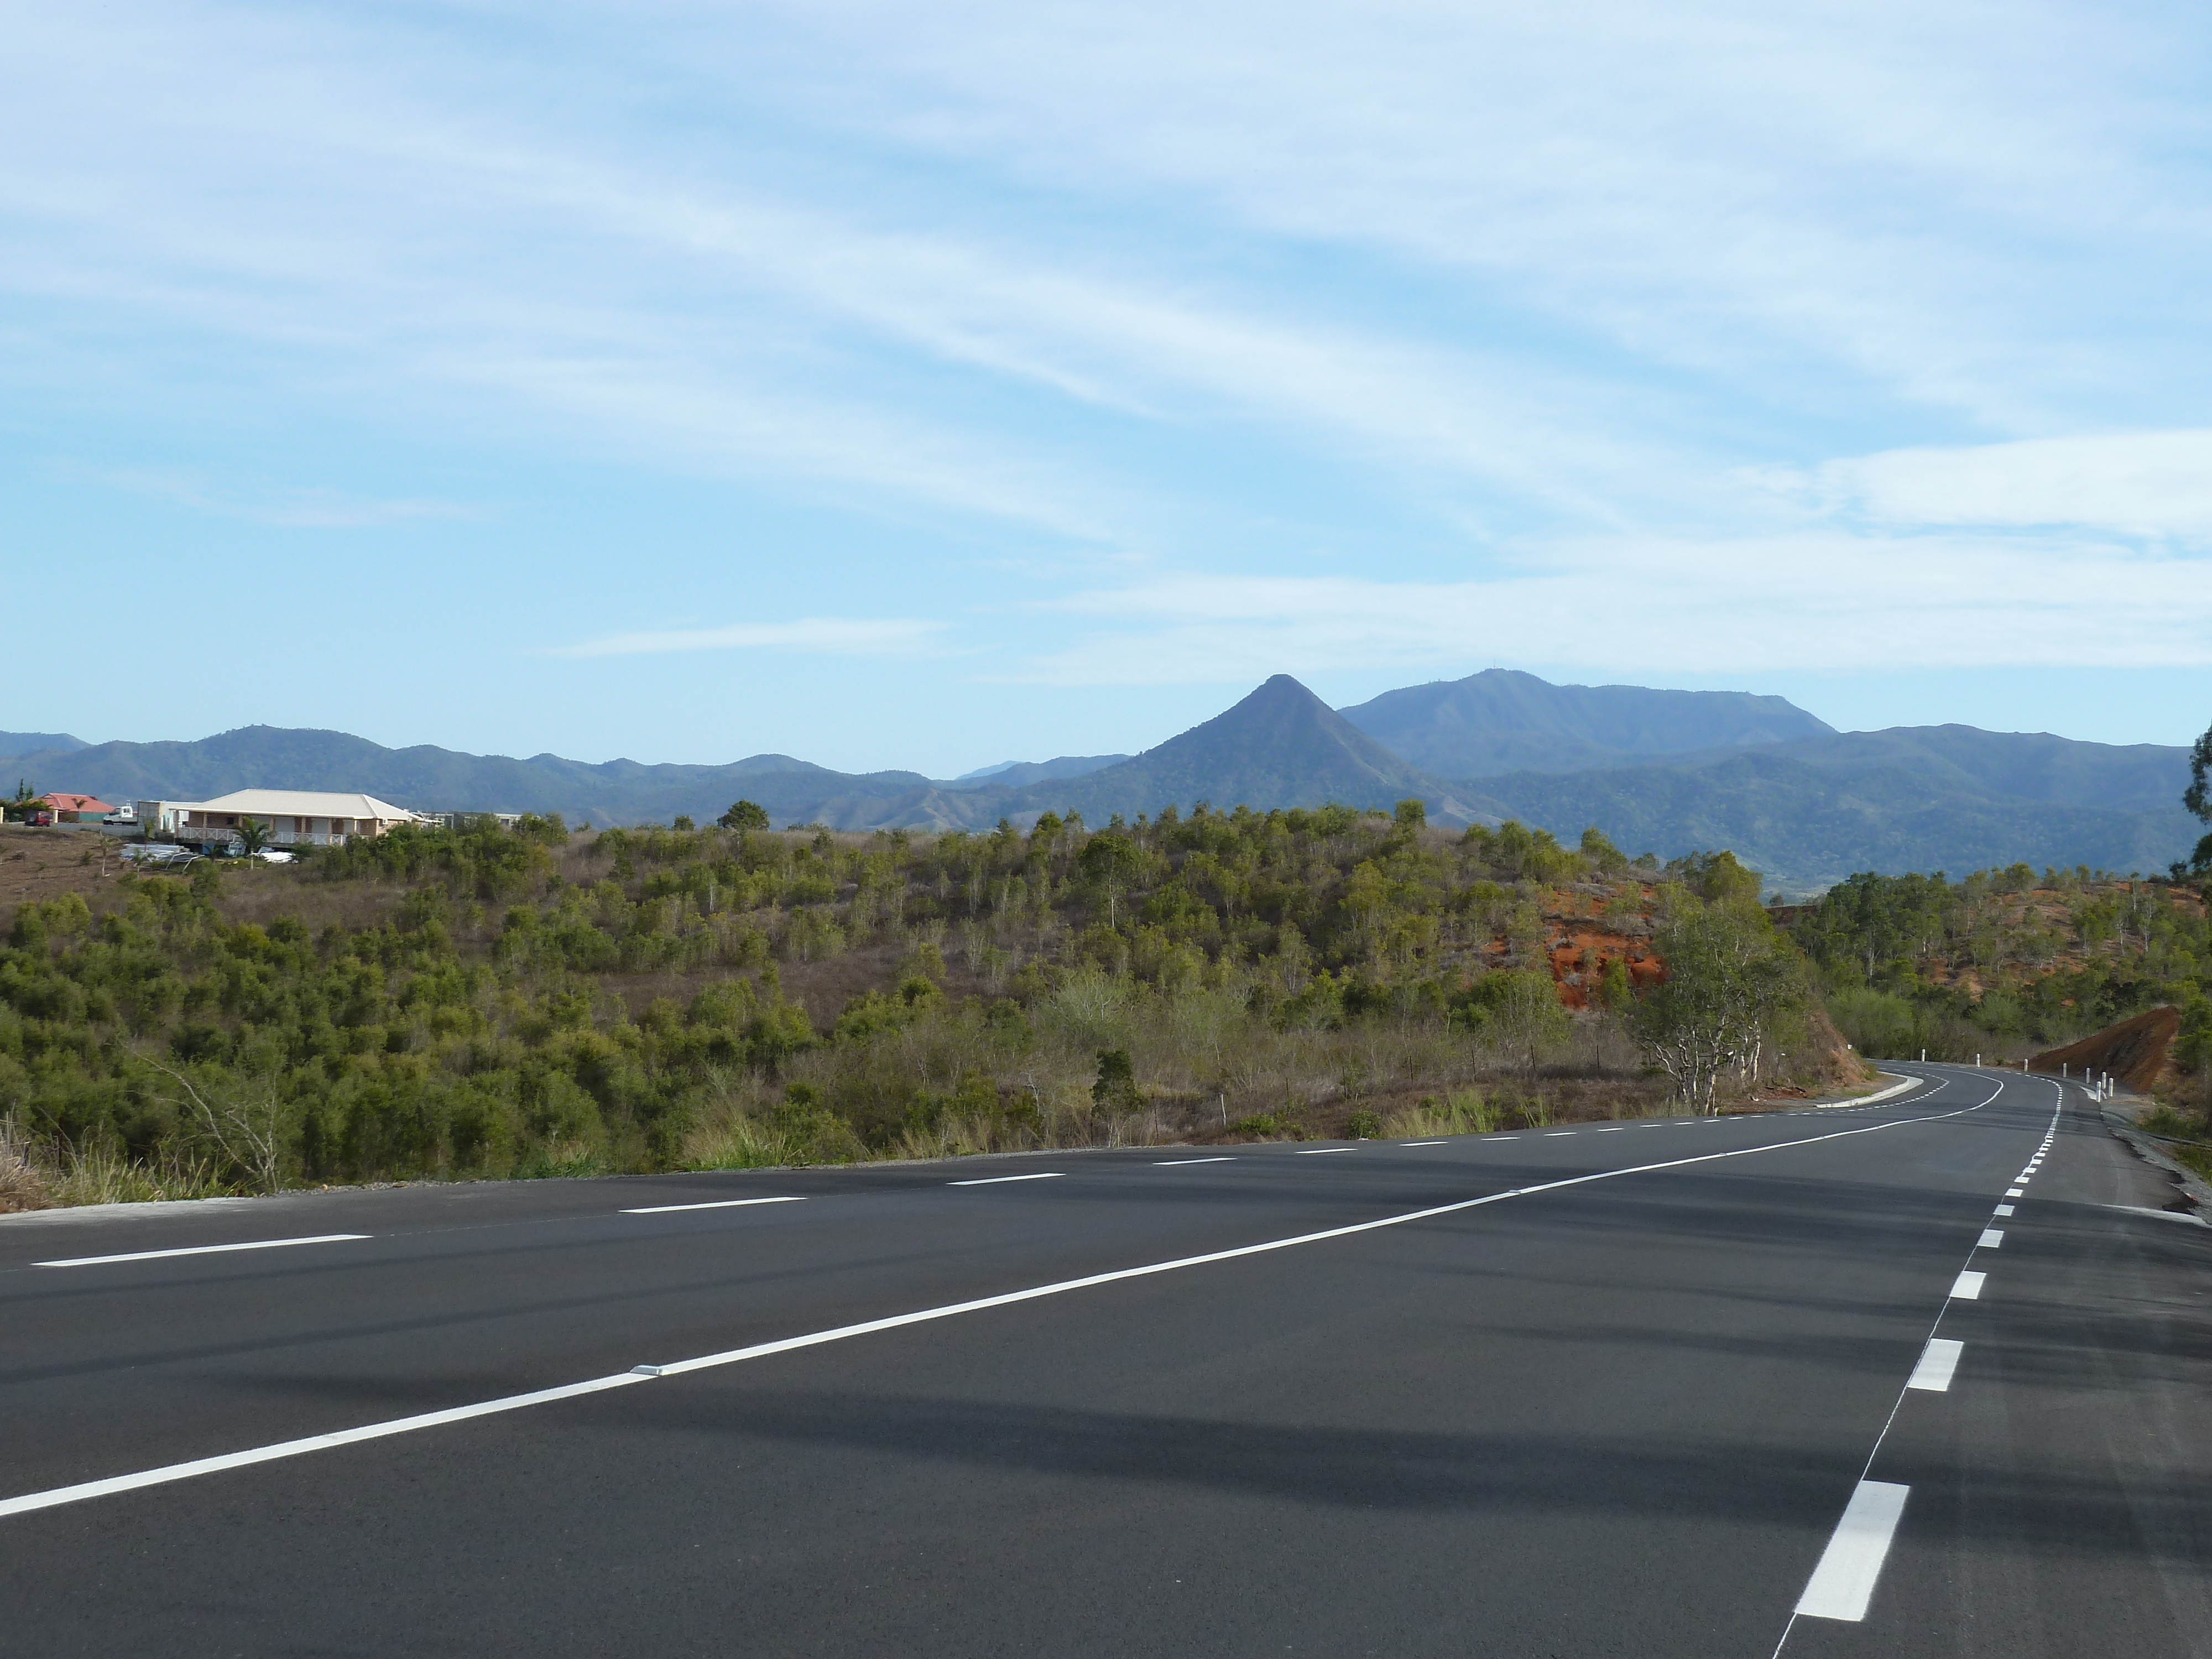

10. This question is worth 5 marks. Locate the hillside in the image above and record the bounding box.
[997,675,1476,823]
[0,732,86,761]
[7,673,2198,889]
[1789,863,2211,1071]
[1466,729,2197,892]
[948,755,1128,788]
[0,725,946,830]
[1339,667,1832,776]
[0,807,1854,1211]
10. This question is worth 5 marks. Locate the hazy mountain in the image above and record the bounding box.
[11,675,2197,890]
[1465,727,2197,891]
[1339,667,1832,776]
[0,731,87,763]
[2,726,937,829]
[1003,675,1471,824]
[947,755,1130,789]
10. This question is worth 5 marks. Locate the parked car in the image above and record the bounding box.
[120,843,201,867]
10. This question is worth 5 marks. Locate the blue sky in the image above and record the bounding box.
[7,0,2212,775]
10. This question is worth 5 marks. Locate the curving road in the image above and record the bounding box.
[2,1065,2207,1656]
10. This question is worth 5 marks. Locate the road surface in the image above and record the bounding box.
[2,1065,2206,1656]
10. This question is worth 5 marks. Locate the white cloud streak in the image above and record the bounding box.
[88,466,483,528]
[555,618,943,658]
[1772,430,2212,536]
[1017,536,2212,683]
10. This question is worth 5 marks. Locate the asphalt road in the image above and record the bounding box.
[3,1065,2206,1657]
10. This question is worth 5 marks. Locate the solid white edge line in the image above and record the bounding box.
[1950,1270,1986,1300]
[1977,1229,2004,1249]
[2,1092,1996,1522]
[619,1197,806,1215]
[1794,1480,1910,1620]
[34,1234,372,1269]
[947,1172,1066,1186]
[1905,1338,1964,1392]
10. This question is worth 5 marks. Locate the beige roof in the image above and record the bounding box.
[186,789,423,821]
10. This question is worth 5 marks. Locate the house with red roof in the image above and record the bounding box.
[35,792,117,825]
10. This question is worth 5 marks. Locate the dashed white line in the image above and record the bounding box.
[1,1090,1999,1522]
[1152,1157,1235,1166]
[1294,1147,1358,1156]
[1542,1131,1576,1138]
[34,1234,371,1269]
[1794,1480,1911,1621]
[2005,1187,2025,1198]
[947,1172,1066,1186]
[1977,1229,2004,1249]
[620,1197,806,1214]
[1950,1270,1986,1300]
[1905,1338,1964,1393]
[1993,1204,2014,1217]
[1398,1141,1447,1148]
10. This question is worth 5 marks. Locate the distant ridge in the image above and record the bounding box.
[947,754,1129,789]
[1010,675,1465,822]
[8,673,2197,888]
[0,731,87,761]
[1339,667,1832,777]
[1465,725,2196,890]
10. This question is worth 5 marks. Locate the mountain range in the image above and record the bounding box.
[4,669,2197,892]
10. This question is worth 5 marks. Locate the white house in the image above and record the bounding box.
[140,790,426,849]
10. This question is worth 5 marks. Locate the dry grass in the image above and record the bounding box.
[0,1115,231,1211]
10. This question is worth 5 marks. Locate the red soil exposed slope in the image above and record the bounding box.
[2034,1005,2180,1093]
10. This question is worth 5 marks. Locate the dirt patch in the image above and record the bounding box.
[0,825,139,935]
[2033,1005,2180,1093]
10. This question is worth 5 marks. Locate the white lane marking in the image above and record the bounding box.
[33,1234,371,1270]
[1905,1338,1964,1392]
[1152,1157,1235,1166]
[1398,1141,1447,1148]
[1794,1480,1911,1621]
[0,1092,1998,1521]
[1978,1229,2004,1249]
[1489,1135,1520,1140]
[1543,1131,1576,1138]
[947,1172,1066,1186]
[2005,1188,2025,1198]
[1294,1147,1358,1156]
[1950,1270,1986,1300]
[1993,1204,2014,1217]
[0,1373,648,1519]
[619,1197,805,1215]
[1599,1126,1632,1133]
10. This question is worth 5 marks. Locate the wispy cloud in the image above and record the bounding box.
[1762,430,2212,537]
[1015,536,2212,684]
[87,465,483,528]
[554,617,944,658]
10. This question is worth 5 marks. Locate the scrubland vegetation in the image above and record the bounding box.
[0,805,1841,1207]
[1786,863,2212,1171]
[1788,864,2211,1061]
